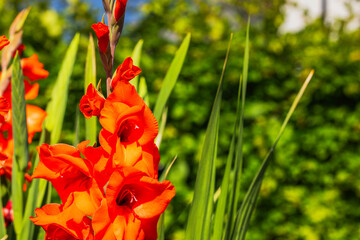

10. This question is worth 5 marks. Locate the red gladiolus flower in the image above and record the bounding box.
[100,81,157,147]
[79,83,105,119]
[0,35,9,51]
[2,200,14,227]
[21,54,49,81]
[30,194,94,240]
[91,22,110,54]
[92,167,175,240]
[111,57,141,89]
[0,97,9,124]
[114,0,128,22]
[32,141,104,216]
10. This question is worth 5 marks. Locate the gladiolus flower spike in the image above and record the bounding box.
[32,58,174,240]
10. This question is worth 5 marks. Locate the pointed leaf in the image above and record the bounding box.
[155,107,167,149]
[232,71,314,240]
[131,39,143,91]
[0,179,7,237]
[185,34,231,240]
[45,34,80,144]
[84,34,97,145]
[11,53,28,235]
[153,33,191,121]
[20,128,45,240]
[226,19,251,238]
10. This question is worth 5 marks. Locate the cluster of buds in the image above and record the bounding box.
[0,10,48,191]
[92,0,128,95]
[29,1,175,239]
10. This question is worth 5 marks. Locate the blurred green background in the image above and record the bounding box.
[1,0,359,239]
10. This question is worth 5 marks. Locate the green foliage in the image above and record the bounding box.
[185,33,230,240]
[84,34,97,145]
[10,53,28,236]
[45,33,79,144]
[153,33,191,122]
[1,0,359,239]
[124,1,360,239]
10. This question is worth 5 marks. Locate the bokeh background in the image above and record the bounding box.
[1,0,360,239]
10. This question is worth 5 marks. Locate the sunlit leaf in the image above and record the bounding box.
[232,71,314,240]
[10,53,28,235]
[45,33,80,144]
[85,34,97,145]
[21,128,45,240]
[185,33,231,240]
[131,39,143,91]
[153,33,191,121]
[155,107,167,149]
[226,19,251,238]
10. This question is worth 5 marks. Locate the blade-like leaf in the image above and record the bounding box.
[131,39,143,91]
[138,76,149,106]
[85,34,97,145]
[226,19,251,238]
[0,178,6,237]
[213,73,242,240]
[45,34,80,144]
[155,107,167,149]
[185,34,232,240]
[157,155,177,240]
[20,128,45,240]
[11,53,28,235]
[232,71,314,240]
[153,33,191,121]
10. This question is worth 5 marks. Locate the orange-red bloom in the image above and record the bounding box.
[2,200,13,227]
[92,167,175,240]
[79,83,105,119]
[0,35,9,51]
[0,97,9,124]
[111,57,141,89]
[91,22,109,54]
[114,0,128,21]
[100,81,157,147]
[33,141,104,216]
[30,194,94,240]
[21,54,49,81]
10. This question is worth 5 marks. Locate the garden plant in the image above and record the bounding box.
[2,0,355,239]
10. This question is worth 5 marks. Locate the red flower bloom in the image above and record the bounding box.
[32,141,104,216]
[0,97,9,124]
[0,35,9,51]
[79,83,105,119]
[30,194,94,240]
[2,200,13,227]
[111,57,141,90]
[91,22,109,54]
[114,0,128,22]
[21,54,49,81]
[92,167,175,240]
[100,81,157,146]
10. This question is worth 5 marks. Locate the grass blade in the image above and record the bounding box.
[213,74,241,240]
[131,39,143,91]
[226,19,251,238]
[138,76,149,106]
[153,33,191,121]
[10,53,28,235]
[45,34,80,144]
[232,70,314,240]
[85,34,97,145]
[157,155,177,240]
[185,34,232,240]
[20,128,45,240]
[0,178,6,237]
[155,107,167,149]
